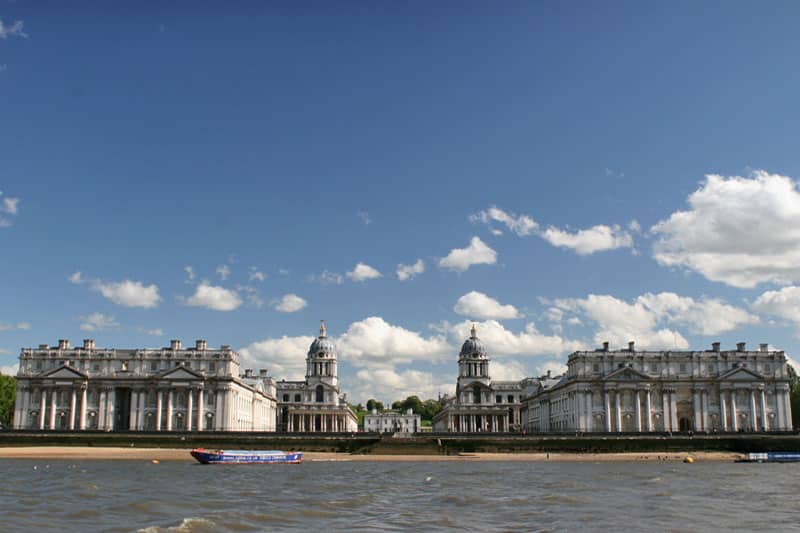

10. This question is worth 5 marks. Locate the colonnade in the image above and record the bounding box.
[286,411,352,432]
[446,412,508,432]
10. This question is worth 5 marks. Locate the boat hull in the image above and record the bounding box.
[737,452,800,463]
[190,449,303,464]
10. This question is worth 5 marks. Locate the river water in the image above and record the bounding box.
[0,458,797,532]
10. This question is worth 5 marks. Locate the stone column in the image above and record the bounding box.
[669,390,678,432]
[662,389,669,431]
[49,389,57,430]
[604,390,612,432]
[155,390,163,431]
[785,387,793,430]
[749,389,757,432]
[98,389,106,430]
[720,389,728,431]
[586,390,593,432]
[197,388,204,432]
[645,389,652,432]
[692,390,700,431]
[702,390,710,432]
[730,390,738,431]
[187,389,194,432]
[69,389,77,430]
[635,390,642,432]
[615,390,622,432]
[137,389,146,430]
[760,389,768,431]
[13,385,23,429]
[39,388,47,430]
[166,389,174,431]
[19,387,30,429]
[129,390,138,431]
[79,386,87,430]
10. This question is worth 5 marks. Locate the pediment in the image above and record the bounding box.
[464,381,493,390]
[42,366,87,379]
[719,367,763,381]
[604,366,650,382]
[159,367,203,380]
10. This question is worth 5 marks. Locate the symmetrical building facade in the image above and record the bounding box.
[12,339,277,432]
[275,322,358,433]
[521,341,794,433]
[364,408,421,433]
[432,325,522,432]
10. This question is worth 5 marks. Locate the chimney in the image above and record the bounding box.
[547,369,552,378]
[712,342,720,352]
[83,339,95,350]
[170,339,182,351]
[760,343,768,352]
[259,369,267,377]
[628,341,635,352]
[602,341,609,351]
[39,344,49,350]
[245,368,253,378]
[736,342,746,352]
[195,339,207,351]
[58,339,70,350]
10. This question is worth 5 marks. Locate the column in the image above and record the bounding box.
[155,390,163,431]
[197,388,204,432]
[17,387,29,429]
[187,389,193,432]
[730,390,738,431]
[13,385,23,429]
[107,388,116,431]
[720,389,728,431]
[662,389,669,431]
[615,390,622,432]
[69,389,77,430]
[645,389,652,431]
[669,391,678,432]
[760,389,768,431]
[137,389,146,430]
[49,389,57,430]
[604,390,612,432]
[784,387,793,430]
[586,391,593,432]
[635,390,642,432]
[749,389,757,432]
[214,390,223,431]
[98,389,106,430]
[702,390,710,432]
[129,390,138,431]
[39,388,47,430]
[79,386,87,430]
[166,389,174,431]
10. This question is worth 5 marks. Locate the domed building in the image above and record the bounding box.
[275,322,358,432]
[432,324,523,432]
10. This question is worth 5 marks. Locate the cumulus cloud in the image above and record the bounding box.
[470,206,539,236]
[541,224,633,255]
[185,282,242,311]
[184,265,195,282]
[0,322,31,331]
[652,171,800,288]
[446,319,584,357]
[0,19,27,40]
[68,271,85,284]
[349,367,453,404]
[554,292,759,349]
[240,335,315,380]
[273,294,307,313]
[439,236,497,272]
[79,312,119,332]
[94,279,161,308]
[249,267,266,282]
[453,291,521,320]
[490,359,528,381]
[216,264,231,281]
[753,286,800,326]
[396,259,425,281]
[346,262,382,282]
[0,363,19,376]
[0,191,20,228]
[338,317,451,366]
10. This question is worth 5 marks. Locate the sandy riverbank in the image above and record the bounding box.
[0,447,740,462]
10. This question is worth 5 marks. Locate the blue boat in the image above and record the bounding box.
[190,448,303,464]
[736,452,800,463]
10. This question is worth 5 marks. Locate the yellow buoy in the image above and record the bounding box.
[151,459,160,464]
[683,456,694,464]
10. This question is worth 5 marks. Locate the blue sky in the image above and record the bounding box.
[4,2,800,403]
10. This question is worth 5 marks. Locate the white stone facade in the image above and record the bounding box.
[521,342,794,433]
[364,408,421,433]
[276,322,358,433]
[13,339,277,432]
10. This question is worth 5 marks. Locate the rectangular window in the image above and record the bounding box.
[679,363,687,373]
[764,364,771,373]
[496,395,502,403]
[151,361,158,371]
[36,361,42,370]
[650,364,658,372]
[507,395,514,403]
[593,364,600,372]
[209,362,215,372]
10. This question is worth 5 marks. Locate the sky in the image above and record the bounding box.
[3,1,800,404]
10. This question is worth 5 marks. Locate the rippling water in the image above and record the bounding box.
[0,458,797,532]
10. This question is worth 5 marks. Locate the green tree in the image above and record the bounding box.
[366,399,384,412]
[388,396,443,422]
[0,373,17,427]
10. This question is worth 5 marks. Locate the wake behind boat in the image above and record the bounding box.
[736,452,800,463]
[190,448,303,464]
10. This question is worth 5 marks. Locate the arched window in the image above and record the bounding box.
[316,384,324,403]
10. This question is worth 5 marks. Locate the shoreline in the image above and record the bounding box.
[0,446,740,462]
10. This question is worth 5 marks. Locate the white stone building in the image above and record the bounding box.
[432,325,523,432]
[12,339,277,432]
[521,341,794,433]
[275,322,358,432]
[364,408,421,433]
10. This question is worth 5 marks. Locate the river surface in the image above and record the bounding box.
[0,458,797,532]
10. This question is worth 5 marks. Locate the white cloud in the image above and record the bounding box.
[490,359,528,381]
[2,196,19,215]
[249,267,266,282]
[1,363,19,376]
[349,368,453,404]
[237,285,265,308]
[216,264,231,281]
[184,265,195,282]
[652,171,800,288]
[79,312,119,332]
[554,292,759,349]
[0,322,30,331]
[309,270,344,285]
[396,259,425,281]
[470,206,538,236]
[541,224,633,255]
[453,291,521,320]
[439,236,497,272]
[93,279,161,308]
[68,271,85,284]
[185,282,242,311]
[446,320,584,357]
[346,262,382,282]
[338,317,451,366]
[534,360,568,378]
[273,294,307,313]
[144,328,164,336]
[0,19,27,40]
[753,286,800,325]
[357,211,372,225]
[240,335,315,380]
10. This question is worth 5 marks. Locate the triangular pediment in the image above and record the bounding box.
[463,380,493,390]
[159,366,203,380]
[42,365,87,379]
[719,366,764,381]
[604,366,650,382]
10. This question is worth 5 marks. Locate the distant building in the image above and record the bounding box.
[432,324,522,432]
[364,408,421,433]
[521,341,794,433]
[276,322,358,432]
[13,339,276,432]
